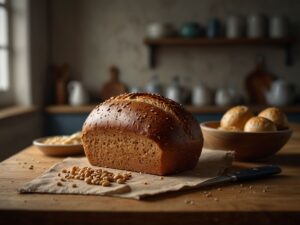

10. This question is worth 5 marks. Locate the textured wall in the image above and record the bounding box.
[49,0,300,100]
[0,112,42,161]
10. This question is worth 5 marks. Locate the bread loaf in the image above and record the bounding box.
[82,93,203,175]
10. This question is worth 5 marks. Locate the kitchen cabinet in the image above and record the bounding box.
[44,105,300,135]
[144,37,296,68]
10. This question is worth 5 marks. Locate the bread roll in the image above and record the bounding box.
[258,107,289,130]
[220,106,254,131]
[218,126,241,132]
[82,93,203,175]
[244,116,277,132]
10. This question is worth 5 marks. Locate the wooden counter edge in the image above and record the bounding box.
[0,209,299,225]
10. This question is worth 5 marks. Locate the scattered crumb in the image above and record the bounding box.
[160,176,164,180]
[217,188,222,191]
[60,178,66,182]
[249,185,253,190]
[72,184,77,188]
[58,173,61,177]
[214,198,219,202]
[238,190,242,193]
[57,182,63,186]
[184,199,195,205]
[206,192,212,198]
[144,182,148,185]
[240,184,243,187]
[29,165,34,170]
[263,189,267,193]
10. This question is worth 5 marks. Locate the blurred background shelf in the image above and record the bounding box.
[144,37,296,68]
[45,104,300,114]
[44,104,300,136]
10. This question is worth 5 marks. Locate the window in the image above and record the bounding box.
[0,0,9,91]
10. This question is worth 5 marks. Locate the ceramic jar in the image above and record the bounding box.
[192,82,213,106]
[145,75,163,95]
[146,23,174,39]
[269,16,288,38]
[207,18,222,38]
[180,22,204,38]
[68,81,89,106]
[226,15,245,38]
[247,14,268,38]
[165,76,186,104]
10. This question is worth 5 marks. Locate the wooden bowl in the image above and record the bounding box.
[200,121,293,161]
[33,137,84,157]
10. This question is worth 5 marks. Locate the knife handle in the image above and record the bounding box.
[228,165,282,182]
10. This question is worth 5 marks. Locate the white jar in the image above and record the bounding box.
[226,15,245,39]
[192,83,212,106]
[269,16,288,38]
[247,14,268,38]
[146,23,173,39]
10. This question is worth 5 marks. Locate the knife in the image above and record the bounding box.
[201,165,282,187]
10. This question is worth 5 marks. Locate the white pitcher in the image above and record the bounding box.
[68,81,89,106]
[265,80,295,106]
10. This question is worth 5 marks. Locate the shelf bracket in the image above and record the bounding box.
[285,43,293,66]
[148,45,157,68]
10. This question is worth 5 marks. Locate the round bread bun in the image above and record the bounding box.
[218,126,241,132]
[220,105,254,131]
[258,107,289,130]
[244,116,277,132]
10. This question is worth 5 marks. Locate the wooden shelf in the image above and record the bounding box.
[144,37,296,68]
[45,104,300,114]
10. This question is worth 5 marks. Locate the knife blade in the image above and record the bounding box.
[201,165,282,187]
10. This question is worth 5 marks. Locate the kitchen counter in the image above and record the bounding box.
[0,125,300,225]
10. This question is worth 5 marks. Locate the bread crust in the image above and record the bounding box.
[82,93,203,175]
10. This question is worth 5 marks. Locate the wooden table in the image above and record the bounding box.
[0,126,300,225]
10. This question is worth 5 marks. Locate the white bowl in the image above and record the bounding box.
[33,137,84,156]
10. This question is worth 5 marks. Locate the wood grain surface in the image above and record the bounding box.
[0,125,300,225]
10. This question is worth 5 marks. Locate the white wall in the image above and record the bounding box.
[49,0,300,99]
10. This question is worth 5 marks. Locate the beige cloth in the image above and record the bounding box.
[19,149,234,200]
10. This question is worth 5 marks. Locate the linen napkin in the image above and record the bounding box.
[19,148,234,199]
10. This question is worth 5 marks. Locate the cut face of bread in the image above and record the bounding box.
[82,93,203,175]
[84,130,163,174]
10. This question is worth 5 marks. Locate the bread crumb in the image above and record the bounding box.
[29,165,34,170]
[217,188,222,191]
[144,182,148,185]
[206,192,212,198]
[184,199,195,205]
